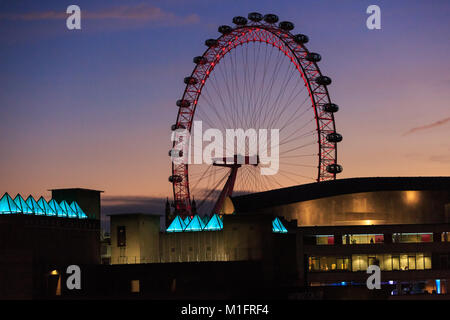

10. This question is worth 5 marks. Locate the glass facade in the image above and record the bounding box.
[342,234,384,244]
[316,235,334,245]
[309,253,432,272]
[309,256,351,271]
[393,233,433,243]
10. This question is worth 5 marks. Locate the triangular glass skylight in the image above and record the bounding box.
[13,194,33,214]
[167,215,186,232]
[59,200,77,218]
[184,214,205,232]
[69,201,88,218]
[0,193,21,214]
[183,216,191,226]
[37,197,56,216]
[26,196,45,215]
[48,199,67,217]
[272,217,288,233]
[204,214,223,231]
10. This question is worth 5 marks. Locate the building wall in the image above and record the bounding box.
[251,190,450,226]
[110,214,274,265]
[0,215,100,299]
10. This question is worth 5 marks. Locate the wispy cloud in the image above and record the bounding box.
[403,117,450,136]
[0,4,199,26]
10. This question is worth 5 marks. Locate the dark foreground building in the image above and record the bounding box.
[1,177,449,299]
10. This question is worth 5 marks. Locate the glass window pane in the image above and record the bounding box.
[424,254,432,269]
[416,253,424,270]
[392,256,400,270]
[383,254,392,271]
[408,256,416,270]
[400,254,408,270]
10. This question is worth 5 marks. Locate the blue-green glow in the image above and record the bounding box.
[1,193,88,219]
[204,214,223,231]
[272,217,288,233]
[14,194,33,214]
[0,193,21,214]
[48,199,67,217]
[185,214,205,232]
[183,216,191,226]
[166,215,186,232]
[26,196,45,215]
[69,201,88,218]
[37,197,57,216]
[59,200,78,218]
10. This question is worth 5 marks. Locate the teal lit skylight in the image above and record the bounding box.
[204,214,223,231]
[185,214,205,232]
[0,192,89,219]
[272,217,288,233]
[0,193,21,214]
[166,215,186,232]
[14,194,33,214]
[60,200,77,218]
[38,197,56,216]
[26,196,45,215]
[70,201,88,219]
[49,199,67,217]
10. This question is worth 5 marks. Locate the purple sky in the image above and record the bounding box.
[1,0,449,216]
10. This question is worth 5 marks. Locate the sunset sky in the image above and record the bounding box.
[1,0,449,215]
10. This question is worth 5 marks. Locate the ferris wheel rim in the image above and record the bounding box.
[170,15,341,215]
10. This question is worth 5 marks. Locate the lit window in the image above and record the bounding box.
[131,280,140,293]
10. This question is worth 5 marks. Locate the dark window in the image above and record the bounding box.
[117,226,126,247]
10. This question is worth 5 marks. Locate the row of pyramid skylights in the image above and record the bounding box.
[166,214,287,234]
[167,214,223,232]
[0,193,88,219]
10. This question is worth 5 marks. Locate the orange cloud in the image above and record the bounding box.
[403,117,450,136]
[0,4,199,25]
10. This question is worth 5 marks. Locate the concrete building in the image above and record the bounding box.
[0,188,101,299]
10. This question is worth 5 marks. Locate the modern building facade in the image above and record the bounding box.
[106,177,450,298]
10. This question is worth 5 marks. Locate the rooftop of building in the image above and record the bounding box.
[232,176,450,213]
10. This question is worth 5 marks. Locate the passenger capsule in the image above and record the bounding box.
[326,164,343,174]
[306,52,321,62]
[326,132,343,143]
[322,103,339,113]
[193,56,207,65]
[293,34,309,44]
[169,149,183,157]
[168,175,183,183]
[315,76,332,86]
[176,100,191,108]
[218,25,233,34]
[248,12,263,22]
[205,39,218,47]
[184,76,198,85]
[263,14,279,24]
[279,21,294,31]
[232,16,247,25]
